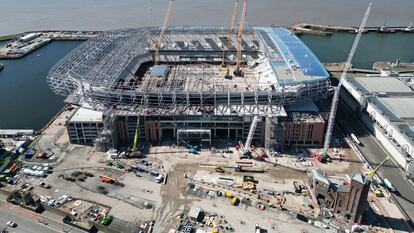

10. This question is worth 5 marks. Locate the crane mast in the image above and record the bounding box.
[221,0,239,69]
[234,0,247,77]
[154,0,175,65]
[322,3,372,157]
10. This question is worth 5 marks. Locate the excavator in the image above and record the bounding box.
[367,156,389,178]
[181,140,201,154]
[367,156,389,197]
[122,117,143,158]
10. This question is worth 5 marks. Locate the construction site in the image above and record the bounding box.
[46,0,331,154]
[1,1,413,233]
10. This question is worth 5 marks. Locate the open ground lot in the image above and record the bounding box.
[1,107,411,233]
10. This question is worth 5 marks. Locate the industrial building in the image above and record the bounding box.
[341,75,414,178]
[47,25,330,151]
[309,169,370,222]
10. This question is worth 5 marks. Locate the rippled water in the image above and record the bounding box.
[1,0,414,35]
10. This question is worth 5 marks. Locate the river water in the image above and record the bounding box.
[1,0,414,35]
[0,32,413,129]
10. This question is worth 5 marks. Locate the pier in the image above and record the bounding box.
[289,23,414,35]
[0,31,100,59]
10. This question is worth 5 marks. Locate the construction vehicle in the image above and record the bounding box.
[320,3,372,159]
[215,167,225,173]
[350,133,361,145]
[233,0,247,77]
[221,0,239,79]
[370,183,384,197]
[383,178,396,192]
[312,151,331,163]
[224,191,233,198]
[231,196,239,205]
[127,118,143,158]
[100,214,113,226]
[367,157,389,178]
[154,0,175,64]
[238,116,258,155]
[100,175,113,184]
[181,140,201,154]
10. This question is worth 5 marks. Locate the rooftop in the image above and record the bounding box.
[69,107,103,122]
[378,97,414,120]
[348,77,412,95]
[285,98,319,112]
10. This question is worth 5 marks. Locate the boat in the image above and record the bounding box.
[377,22,396,33]
[402,23,414,33]
[0,63,3,72]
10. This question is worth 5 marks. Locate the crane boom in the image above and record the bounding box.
[367,157,389,178]
[234,0,247,76]
[131,117,140,152]
[154,0,175,64]
[221,0,239,68]
[322,3,372,156]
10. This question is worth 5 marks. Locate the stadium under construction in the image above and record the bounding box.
[46,25,331,151]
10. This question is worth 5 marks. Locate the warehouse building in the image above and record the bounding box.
[341,75,414,178]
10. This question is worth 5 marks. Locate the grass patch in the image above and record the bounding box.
[0,34,16,41]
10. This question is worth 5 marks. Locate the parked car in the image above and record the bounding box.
[6,221,17,227]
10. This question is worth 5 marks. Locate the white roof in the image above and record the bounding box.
[0,129,34,136]
[378,97,414,119]
[69,107,103,122]
[354,77,412,93]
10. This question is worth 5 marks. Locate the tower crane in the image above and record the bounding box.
[233,0,247,77]
[154,0,175,65]
[221,0,239,71]
[318,3,372,160]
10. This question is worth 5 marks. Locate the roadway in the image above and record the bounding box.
[0,193,85,233]
[336,99,414,226]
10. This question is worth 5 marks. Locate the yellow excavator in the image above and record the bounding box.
[127,117,142,158]
[367,157,389,178]
[367,157,389,197]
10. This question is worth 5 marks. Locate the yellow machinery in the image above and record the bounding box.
[221,0,238,69]
[233,0,247,77]
[131,117,140,152]
[231,196,238,205]
[367,157,389,178]
[154,0,175,64]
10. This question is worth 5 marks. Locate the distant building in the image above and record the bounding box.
[309,169,370,222]
[342,76,414,178]
[18,33,40,43]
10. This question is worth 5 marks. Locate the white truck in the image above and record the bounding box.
[350,133,361,145]
[383,178,396,192]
